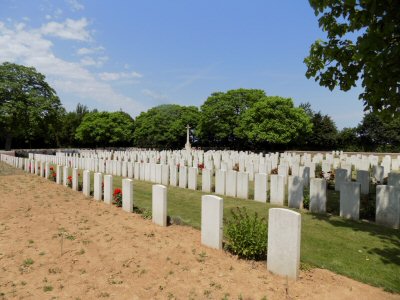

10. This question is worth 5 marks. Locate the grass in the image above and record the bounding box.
[112,174,399,293]
[22,163,400,293]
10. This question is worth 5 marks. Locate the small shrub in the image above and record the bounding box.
[112,188,122,207]
[67,176,72,188]
[303,188,310,209]
[224,207,267,260]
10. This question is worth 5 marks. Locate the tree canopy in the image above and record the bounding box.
[133,104,200,149]
[305,0,400,113]
[196,89,266,148]
[0,62,64,149]
[237,96,313,147]
[75,111,134,147]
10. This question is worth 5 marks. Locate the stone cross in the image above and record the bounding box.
[185,124,191,151]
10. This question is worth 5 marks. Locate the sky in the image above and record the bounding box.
[0,0,366,129]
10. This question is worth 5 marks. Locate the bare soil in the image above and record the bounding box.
[0,168,398,299]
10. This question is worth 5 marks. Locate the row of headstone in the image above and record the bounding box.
[1,153,399,229]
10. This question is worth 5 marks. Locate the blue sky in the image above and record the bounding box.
[0,0,365,129]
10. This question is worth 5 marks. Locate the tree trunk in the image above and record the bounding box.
[5,134,12,150]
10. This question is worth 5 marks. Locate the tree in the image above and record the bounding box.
[0,62,64,149]
[133,104,200,149]
[305,0,400,113]
[337,127,359,151]
[197,89,266,148]
[357,112,400,151]
[59,103,90,147]
[75,111,134,147]
[308,112,338,150]
[237,96,312,148]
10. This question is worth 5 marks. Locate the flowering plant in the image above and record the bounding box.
[67,175,72,188]
[198,163,204,170]
[112,188,122,207]
[49,166,56,182]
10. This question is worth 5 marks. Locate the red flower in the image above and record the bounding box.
[113,188,122,196]
[198,163,205,170]
[53,173,56,177]
[68,176,72,180]
[50,166,54,171]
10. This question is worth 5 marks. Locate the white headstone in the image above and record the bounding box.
[310,178,326,213]
[376,185,399,229]
[152,184,167,227]
[104,174,113,204]
[201,195,223,250]
[288,176,304,209]
[270,175,285,205]
[267,208,301,280]
[340,182,360,220]
[93,172,103,201]
[122,178,133,212]
[254,173,268,202]
[82,170,90,197]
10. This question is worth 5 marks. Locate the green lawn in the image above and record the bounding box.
[52,165,400,293]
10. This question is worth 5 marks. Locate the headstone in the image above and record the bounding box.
[267,208,301,280]
[44,162,50,179]
[155,164,162,184]
[161,165,170,186]
[122,178,134,212]
[372,165,384,183]
[270,175,285,205]
[104,175,113,204]
[215,169,226,196]
[82,170,90,197]
[188,167,198,190]
[72,168,79,191]
[236,172,249,199]
[225,170,237,197]
[201,195,223,250]
[340,182,360,220]
[388,172,400,188]
[202,169,212,193]
[356,170,370,194]
[56,165,62,184]
[288,176,304,209]
[376,185,400,229]
[93,172,103,201]
[152,184,167,227]
[335,169,348,191]
[310,178,326,213]
[179,166,188,188]
[254,173,268,202]
[169,165,178,186]
[63,166,69,186]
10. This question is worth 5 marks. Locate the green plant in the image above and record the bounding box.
[303,188,310,210]
[112,188,122,207]
[43,285,53,292]
[224,207,267,260]
[23,258,34,266]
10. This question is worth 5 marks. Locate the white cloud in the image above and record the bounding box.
[0,21,144,115]
[77,46,104,55]
[142,89,167,100]
[99,71,143,81]
[66,0,84,11]
[41,18,91,41]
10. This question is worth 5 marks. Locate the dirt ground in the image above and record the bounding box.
[0,167,399,300]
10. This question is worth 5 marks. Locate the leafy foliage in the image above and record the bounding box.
[305,0,400,113]
[0,62,64,149]
[75,111,134,147]
[224,207,267,260]
[197,89,266,148]
[237,96,312,146]
[133,104,200,149]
